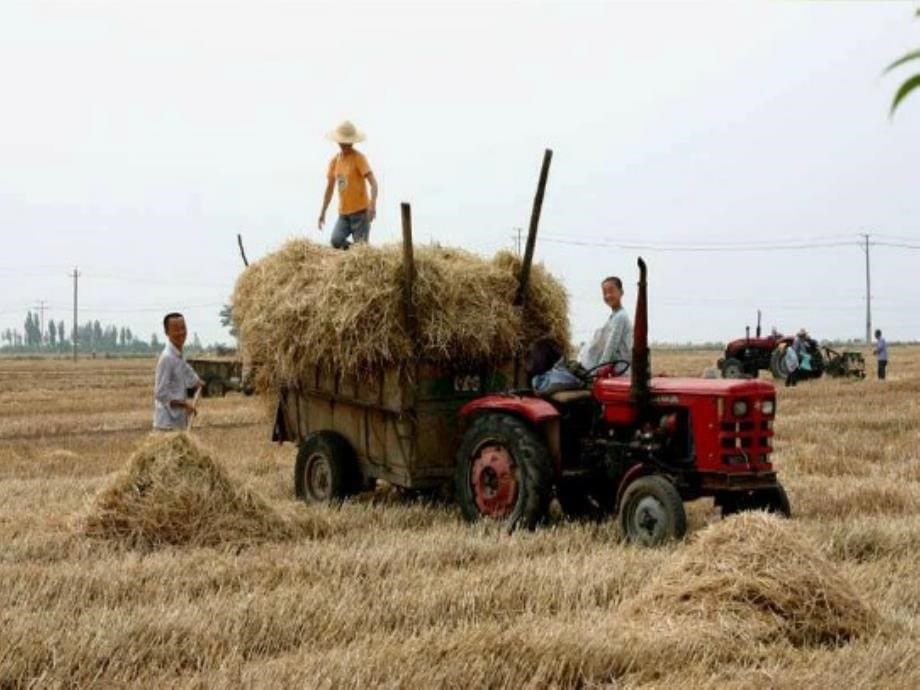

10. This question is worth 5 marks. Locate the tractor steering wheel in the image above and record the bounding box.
[582,359,631,381]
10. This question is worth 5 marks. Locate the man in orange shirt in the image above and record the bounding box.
[318,120,379,249]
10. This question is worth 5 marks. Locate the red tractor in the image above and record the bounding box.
[717,314,864,381]
[455,259,790,545]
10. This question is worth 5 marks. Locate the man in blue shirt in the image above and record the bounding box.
[873,329,888,380]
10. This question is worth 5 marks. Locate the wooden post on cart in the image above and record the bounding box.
[513,148,553,386]
[401,202,417,338]
[514,148,553,309]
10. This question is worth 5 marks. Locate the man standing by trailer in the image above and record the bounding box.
[318,120,379,249]
[873,329,889,380]
[154,312,205,430]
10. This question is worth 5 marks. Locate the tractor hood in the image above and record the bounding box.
[596,375,775,399]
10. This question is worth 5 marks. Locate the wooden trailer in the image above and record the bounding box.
[271,150,553,501]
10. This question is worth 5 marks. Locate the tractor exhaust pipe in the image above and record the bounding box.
[631,257,650,409]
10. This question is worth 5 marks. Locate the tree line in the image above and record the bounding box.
[0,310,204,355]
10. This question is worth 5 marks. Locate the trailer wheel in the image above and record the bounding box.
[206,377,226,398]
[455,413,552,531]
[718,482,791,518]
[619,475,687,546]
[721,358,744,379]
[294,431,359,504]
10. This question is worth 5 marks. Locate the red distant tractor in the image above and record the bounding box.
[456,259,790,545]
[716,313,864,381]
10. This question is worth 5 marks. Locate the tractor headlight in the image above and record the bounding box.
[761,399,775,415]
[732,400,749,417]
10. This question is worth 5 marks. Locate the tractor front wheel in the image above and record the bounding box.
[294,431,360,504]
[721,358,744,379]
[619,475,687,546]
[455,413,552,531]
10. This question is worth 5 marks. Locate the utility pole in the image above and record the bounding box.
[71,268,80,362]
[860,233,871,344]
[511,227,523,256]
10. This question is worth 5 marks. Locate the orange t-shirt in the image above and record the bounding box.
[327,150,372,215]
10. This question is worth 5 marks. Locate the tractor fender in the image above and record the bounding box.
[458,395,560,426]
[615,463,655,514]
[458,396,562,475]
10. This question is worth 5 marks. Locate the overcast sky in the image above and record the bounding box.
[2,0,919,348]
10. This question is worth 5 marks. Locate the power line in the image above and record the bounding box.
[539,237,859,252]
[873,240,920,250]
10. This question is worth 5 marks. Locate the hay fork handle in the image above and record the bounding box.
[186,387,202,432]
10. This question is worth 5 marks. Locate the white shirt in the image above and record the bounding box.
[153,342,201,430]
[578,307,633,371]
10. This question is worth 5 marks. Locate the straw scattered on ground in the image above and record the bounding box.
[232,239,570,391]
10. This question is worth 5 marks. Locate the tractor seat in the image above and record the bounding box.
[538,385,594,406]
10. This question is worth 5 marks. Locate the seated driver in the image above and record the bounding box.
[577,275,632,374]
[527,336,583,393]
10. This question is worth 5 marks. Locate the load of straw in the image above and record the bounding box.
[620,512,880,647]
[231,239,569,391]
[80,433,295,549]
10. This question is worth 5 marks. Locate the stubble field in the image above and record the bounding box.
[1,348,918,688]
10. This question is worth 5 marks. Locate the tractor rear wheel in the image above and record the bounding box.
[719,482,791,518]
[619,475,687,546]
[721,358,744,379]
[294,431,360,504]
[455,413,552,531]
[769,348,788,379]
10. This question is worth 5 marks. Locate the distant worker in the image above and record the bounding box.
[154,312,205,431]
[873,328,888,380]
[791,328,809,355]
[785,328,811,387]
[318,120,379,250]
[577,276,632,374]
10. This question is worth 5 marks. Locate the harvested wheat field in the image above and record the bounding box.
[1,348,919,688]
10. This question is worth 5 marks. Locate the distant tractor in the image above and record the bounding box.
[188,356,254,398]
[717,313,865,381]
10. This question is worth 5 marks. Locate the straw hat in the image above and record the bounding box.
[326,120,365,144]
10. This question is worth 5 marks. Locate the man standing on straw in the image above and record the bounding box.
[318,120,379,249]
[153,312,205,431]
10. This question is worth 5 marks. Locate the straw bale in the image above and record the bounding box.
[231,239,569,391]
[620,512,880,647]
[80,433,295,549]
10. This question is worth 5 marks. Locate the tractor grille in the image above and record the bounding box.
[719,409,773,467]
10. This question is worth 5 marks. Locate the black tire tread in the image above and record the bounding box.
[293,431,359,503]
[619,474,688,546]
[454,413,552,531]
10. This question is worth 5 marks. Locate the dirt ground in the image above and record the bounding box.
[1,347,918,688]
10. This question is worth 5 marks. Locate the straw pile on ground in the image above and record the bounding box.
[231,239,569,391]
[80,433,295,549]
[620,512,881,648]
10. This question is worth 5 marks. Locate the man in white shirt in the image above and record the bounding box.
[153,312,205,430]
[578,276,632,374]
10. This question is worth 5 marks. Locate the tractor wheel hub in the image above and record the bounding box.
[470,444,518,518]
